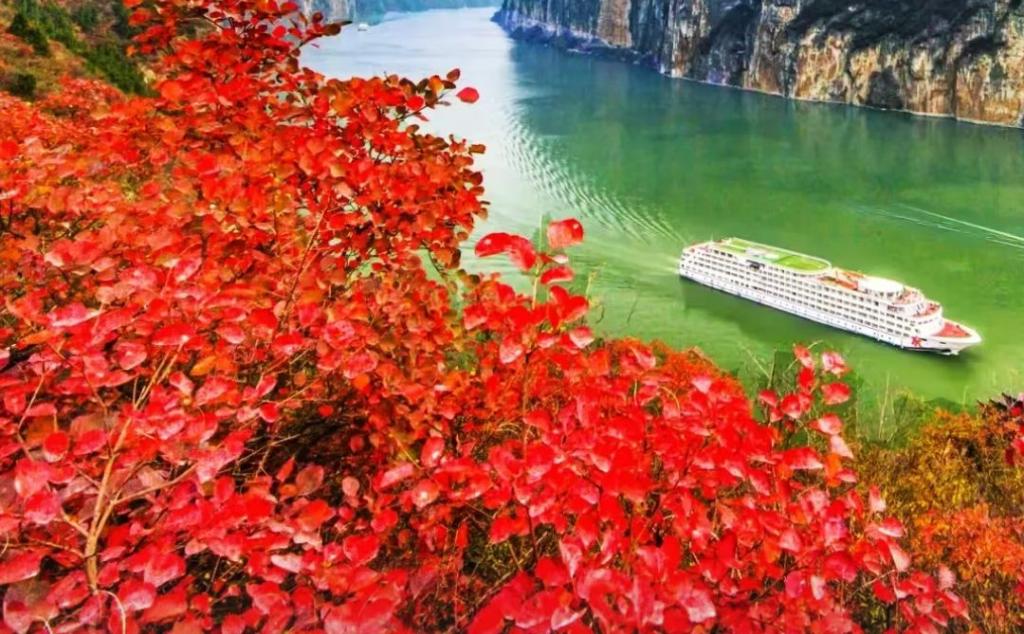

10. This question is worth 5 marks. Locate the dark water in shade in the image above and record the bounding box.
[304,8,1024,427]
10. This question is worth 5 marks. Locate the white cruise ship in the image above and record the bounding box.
[678,238,981,355]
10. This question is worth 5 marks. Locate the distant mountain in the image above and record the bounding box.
[494,0,1024,127]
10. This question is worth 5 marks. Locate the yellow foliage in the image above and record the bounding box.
[860,409,1024,633]
[860,410,1024,520]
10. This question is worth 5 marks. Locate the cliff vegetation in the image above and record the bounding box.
[1,0,146,99]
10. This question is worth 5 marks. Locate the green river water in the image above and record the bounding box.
[304,8,1024,430]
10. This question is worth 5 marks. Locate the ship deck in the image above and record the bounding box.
[715,238,831,273]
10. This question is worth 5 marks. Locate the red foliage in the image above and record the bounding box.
[911,506,1024,632]
[0,1,966,631]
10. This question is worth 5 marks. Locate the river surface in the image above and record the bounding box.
[304,8,1024,428]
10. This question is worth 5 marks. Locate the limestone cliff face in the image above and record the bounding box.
[494,0,1024,126]
[299,0,354,21]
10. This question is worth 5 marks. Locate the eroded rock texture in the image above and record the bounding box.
[299,0,354,21]
[494,0,1024,126]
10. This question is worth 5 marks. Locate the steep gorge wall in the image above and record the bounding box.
[494,0,1024,126]
[299,0,354,21]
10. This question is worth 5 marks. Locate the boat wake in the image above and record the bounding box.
[849,203,1024,251]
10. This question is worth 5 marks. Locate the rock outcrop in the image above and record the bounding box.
[299,0,354,21]
[494,0,1024,126]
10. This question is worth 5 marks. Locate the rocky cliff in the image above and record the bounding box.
[494,0,1024,126]
[299,0,354,22]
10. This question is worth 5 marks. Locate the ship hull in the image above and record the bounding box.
[678,264,976,355]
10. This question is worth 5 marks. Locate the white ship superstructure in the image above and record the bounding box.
[678,238,981,355]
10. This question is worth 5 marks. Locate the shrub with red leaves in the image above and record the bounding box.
[0,1,967,632]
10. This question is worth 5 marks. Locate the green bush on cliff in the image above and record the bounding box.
[70,3,101,34]
[7,0,148,95]
[84,40,147,95]
[7,12,51,56]
[13,0,78,51]
[3,72,38,99]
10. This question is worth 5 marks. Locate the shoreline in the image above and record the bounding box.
[491,8,1024,131]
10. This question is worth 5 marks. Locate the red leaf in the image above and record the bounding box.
[344,351,377,379]
[456,87,479,103]
[407,94,425,111]
[144,552,185,587]
[679,584,716,623]
[421,437,445,468]
[410,479,440,509]
[342,534,380,566]
[546,218,584,250]
[195,376,233,406]
[258,402,281,423]
[868,486,887,513]
[821,351,848,376]
[159,80,185,102]
[758,390,778,407]
[0,551,42,585]
[48,303,99,328]
[114,341,148,370]
[474,233,536,270]
[824,552,858,582]
[167,371,194,396]
[250,308,278,332]
[568,327,594,349]
[379,462,415,489]
[489,515,528,544]
[217,324,246,345]
[119,579,156,611]
[247,582,287,615]
[539,265,573,285]
[141,586,187,624]
[0,140,18,160]
[499,338,524,364]
[297,499,334,531]
[793,344,814,369]
[474,233,510,257]
[294,465,324,495]
[42,431,69,461]
[24,489,60,525]
[941,590,968,618]
[888,541,911,572]
[781,447,823,471]
[873,518,905,539]
[797,366,815,391]
[829,434,854,459]
[14,459,49,498]
[780,394,805,419]
[73,429,106,455]
[778,529,802,552]
[812,414,843,435]
[271,332,305,357]
[467,602,505,634]
[342,477,360,497]
[323,320,356,347]
[152,323,196,347]
[821,382,851,405]
[873,579,897,603]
